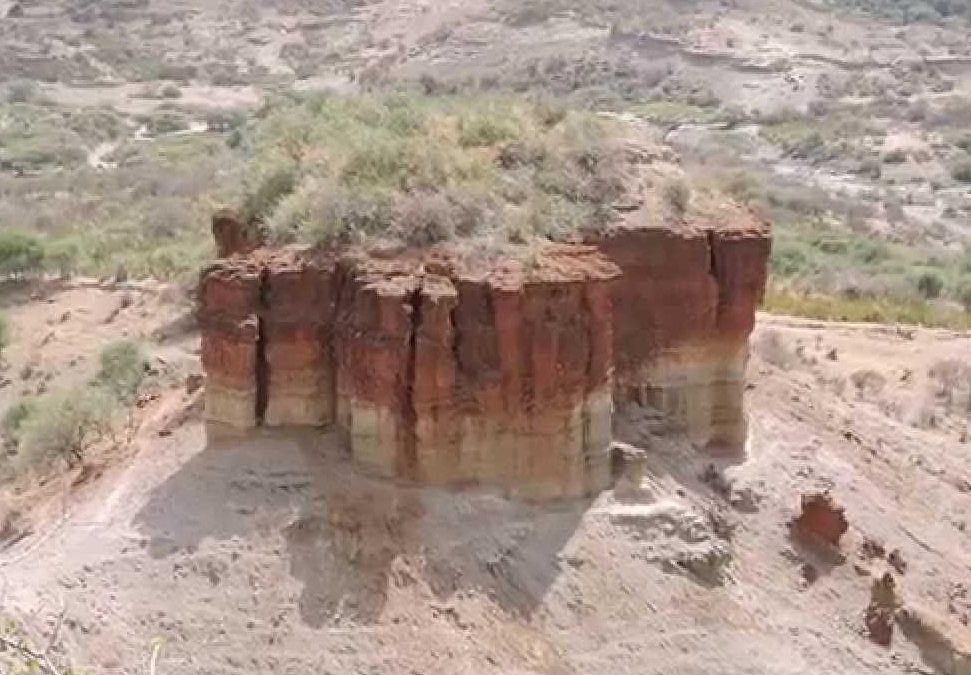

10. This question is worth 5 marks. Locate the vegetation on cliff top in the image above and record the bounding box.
[240,94,634,248]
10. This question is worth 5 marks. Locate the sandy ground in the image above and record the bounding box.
[0,290,969,674]
[0,279,198,420]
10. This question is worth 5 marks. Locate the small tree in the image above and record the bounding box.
[44,239,80,280]
[1,400,34,441]
[18,388,115,469]
[0,232,44,279]
[97,341,148,403]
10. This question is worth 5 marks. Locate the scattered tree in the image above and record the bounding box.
[0,232,44,279]
[97,341,148,403]
[18,388,115,470]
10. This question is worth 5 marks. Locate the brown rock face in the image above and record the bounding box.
[410,247,619,498]
[595,224,769,449]
[199,220,770,498]
[334,259,421,480]
[198,259,262,428]
[263,257,337,427]
[866,572,899,647]
[328,248,620,498]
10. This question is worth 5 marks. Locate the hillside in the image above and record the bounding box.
[0,1,969,674]
[0,281,969,673]
[1,0,971,321]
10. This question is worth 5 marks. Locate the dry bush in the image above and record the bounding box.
[11,388,117,480]
[903,391,940,429]
[928,359,971,412]
[663,179,691,215]
[850,369,888,399]
[391,188,496,246]
[754,328,792,368]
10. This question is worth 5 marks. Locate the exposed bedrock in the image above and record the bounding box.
[199,259,263,429]
[199,224,770,496]
[330,248,620,499]
[263,258,338,427]
[595,225,769,450]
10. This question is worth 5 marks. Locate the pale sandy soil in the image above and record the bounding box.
[0,287,968,675]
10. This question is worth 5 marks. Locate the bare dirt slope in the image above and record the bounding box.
[0,307,969,674]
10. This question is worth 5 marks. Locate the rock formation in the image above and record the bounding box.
[792,492,849,547]
[199,216,769,498]
[199,259,262,428]
[597,224,769,449]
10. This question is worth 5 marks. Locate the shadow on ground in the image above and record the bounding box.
[133,426,591,628]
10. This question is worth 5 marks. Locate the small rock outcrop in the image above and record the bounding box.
[793,492,849,547]
[866,572,899,647]
[199,215,769,498]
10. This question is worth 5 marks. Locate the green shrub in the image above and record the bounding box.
[137,110,189,136]
[17,388,115,471]
[2,400,35,441]
[458,114,521,147]
[951,160,971,183]
[0,232,44,278]
[0,132,87,169]
[957,276,971,311]
[242,159,299,222]
[763,284,971,330]
[243,93,634,247]
[770,241,813,277]
[883,148,908,164]
[97,341,148,403]
[44,239,81,279]
[916,271,944,299]
[268,178,393,244]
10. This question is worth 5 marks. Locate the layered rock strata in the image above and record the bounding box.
[200,223,769,496]
[199,259,263,428]
[201,246,624,498]
[596,225,769,449]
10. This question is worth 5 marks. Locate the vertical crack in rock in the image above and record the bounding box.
[581,282,598,464]
[328,259,349,427]
[255,265,270,425]
[401,276,424,480]
[449,293,463,378]
[706,229,724,326]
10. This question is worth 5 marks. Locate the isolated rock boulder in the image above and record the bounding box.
[793,492,849,547]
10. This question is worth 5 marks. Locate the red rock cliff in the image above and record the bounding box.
[200,221,769,496]
[199,258,262,428]
[596,223,769,449]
